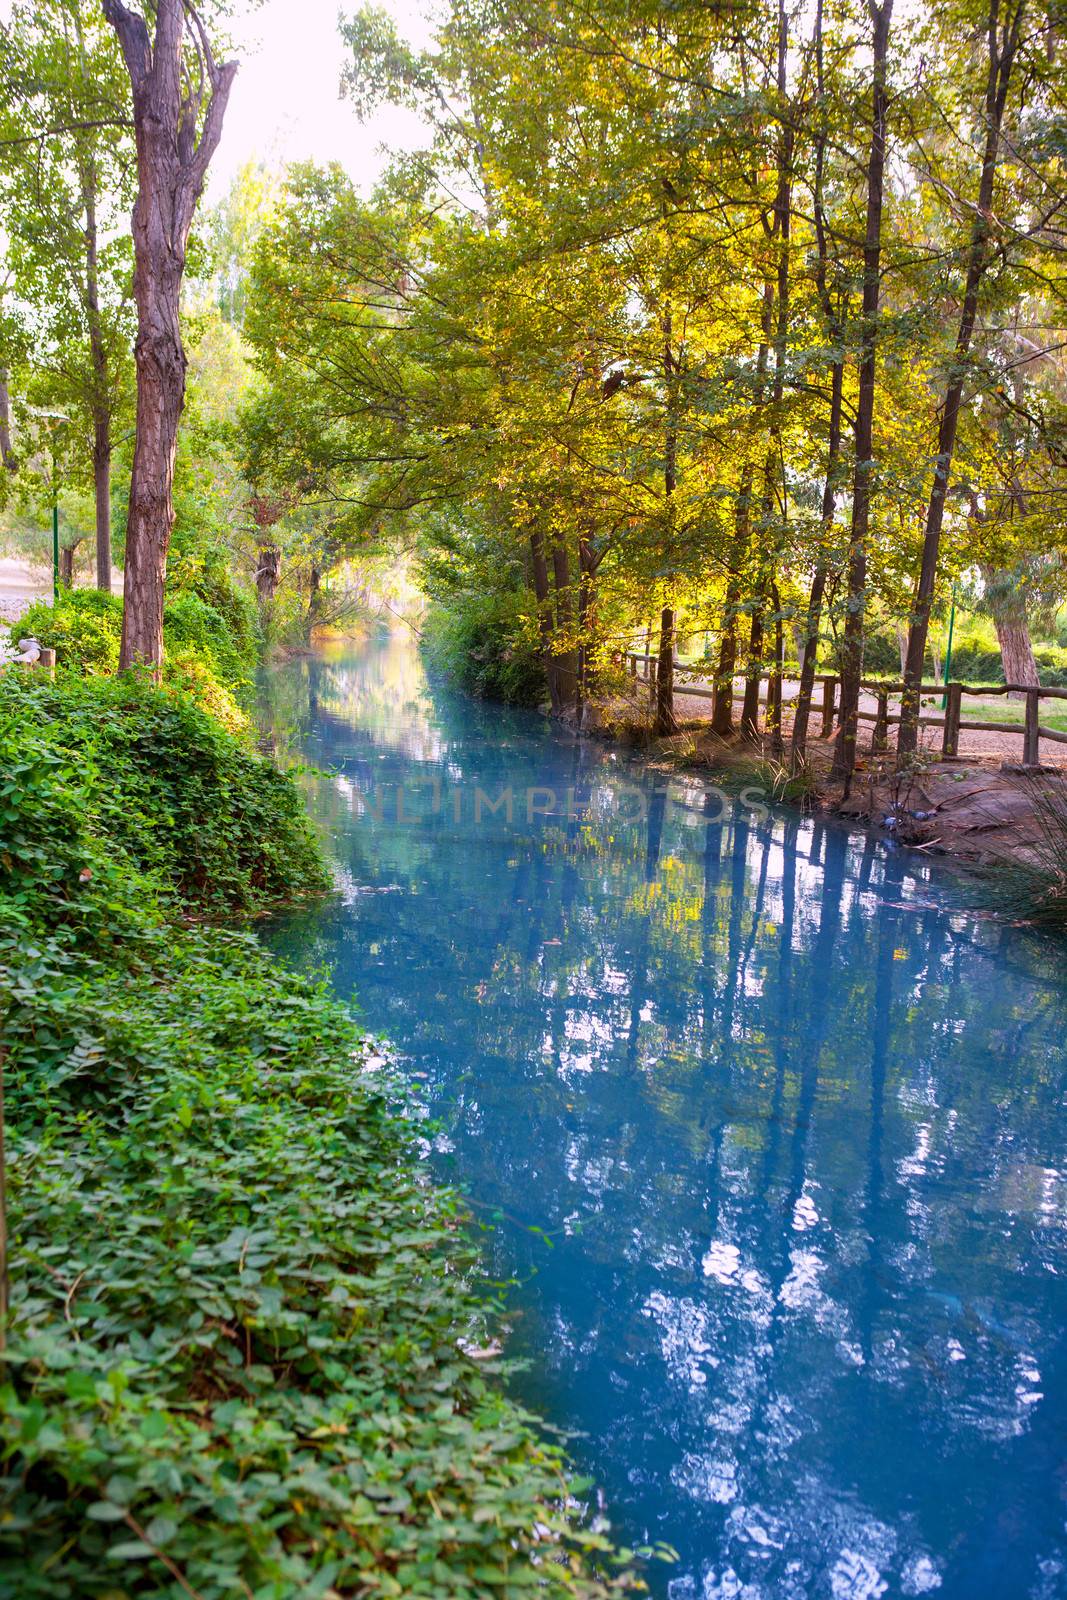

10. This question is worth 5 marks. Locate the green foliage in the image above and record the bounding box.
[168,545,261,663]
[422,594,547,707]
[19,587,123,673]
[18,584,259,722]
[0,673,637,1598]
[0,671,327,916]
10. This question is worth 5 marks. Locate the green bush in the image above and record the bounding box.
[167,546,261,667]
[163,590,250,687]
[20,587,253,690]
[19,587,123,672]
[422,594,547,707]
[0,675,636,1599]
[0,672,327,916]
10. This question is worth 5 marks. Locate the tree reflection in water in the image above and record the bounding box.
[263,634,1067,1600]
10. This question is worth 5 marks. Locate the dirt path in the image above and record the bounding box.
[661,677,1067,769]
[0,556,124,627]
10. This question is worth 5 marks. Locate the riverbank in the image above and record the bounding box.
[0,665,637,1597]
[557,684,1067,904]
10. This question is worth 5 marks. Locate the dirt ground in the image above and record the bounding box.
[666,680,1067,770]
[0,556,124,627]
[610,681,1067,873]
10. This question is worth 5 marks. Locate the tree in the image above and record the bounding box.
[101,0,237,672]
[831,0,893,784]
[898,0,1028,753]
[0,0,136,588]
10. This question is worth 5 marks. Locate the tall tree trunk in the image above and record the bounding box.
[655,605,676,735]
[577,528,597,710]
[305,563,321,643]
[712,275,773,738]
[898,0,1025,755]
[654,315,680,736]
[103,0,236,674]
[120,256,183,668]
[78,124,113,594]
[93,420,112,592]
[768,588,785,759]
[740,604,764,739]
[551,536,577,709]
[529,527,562,713]
[832,0,893,784]
[791,0,846,773]
[710,466,752,736]
[753,0,794,750]
[983,564,1039,696]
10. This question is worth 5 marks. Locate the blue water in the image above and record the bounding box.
[262,634,1067,1600]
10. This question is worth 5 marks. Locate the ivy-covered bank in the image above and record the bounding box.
[0,670,637,1597]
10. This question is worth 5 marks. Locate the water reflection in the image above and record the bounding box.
[262,634,1067,1600]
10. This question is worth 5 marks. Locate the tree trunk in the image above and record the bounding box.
[791,0,845,774]
[898,0,1025,755]
[832,0,893,784]
[790,358,843,769]
[93,421,112,592]
[120,257,183,669]
[994,616,1040,695]
[740,605,764,739]
[655,605,677,735]
[653,316,680,737]
[305,564,321,643]
[983,565,1039,696]
[77,126,114,595]
[550,536,578,709]
[256,543,281,605]
[712,278,771,742]
[59,542,79,586]
[577,529,597,709]
[529,527,561,713]
[710,468,752,736]
[103,0,237,674]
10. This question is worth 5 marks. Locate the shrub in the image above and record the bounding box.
[166,545,261,667]
[20,586,253,688]
[19,588,123,672]
[0,671,328,916]
[422,593,547,707]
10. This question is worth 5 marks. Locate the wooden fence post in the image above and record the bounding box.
[872,691,889,755]
[942,682,962,758]
[819,676,836,739]
[1024,688,1041,767]
[38,648,55,678]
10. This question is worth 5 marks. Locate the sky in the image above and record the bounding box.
[208,0,437,201]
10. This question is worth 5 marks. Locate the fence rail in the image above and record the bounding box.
[624,652,1067,764]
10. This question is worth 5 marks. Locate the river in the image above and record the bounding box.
[261,632,1067,1600]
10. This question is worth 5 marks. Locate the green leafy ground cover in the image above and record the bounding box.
[0,669,638,1597]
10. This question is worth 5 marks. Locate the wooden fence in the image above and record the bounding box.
[625,651,1067,764]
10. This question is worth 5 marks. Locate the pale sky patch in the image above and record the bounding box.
[210,0,437,200]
